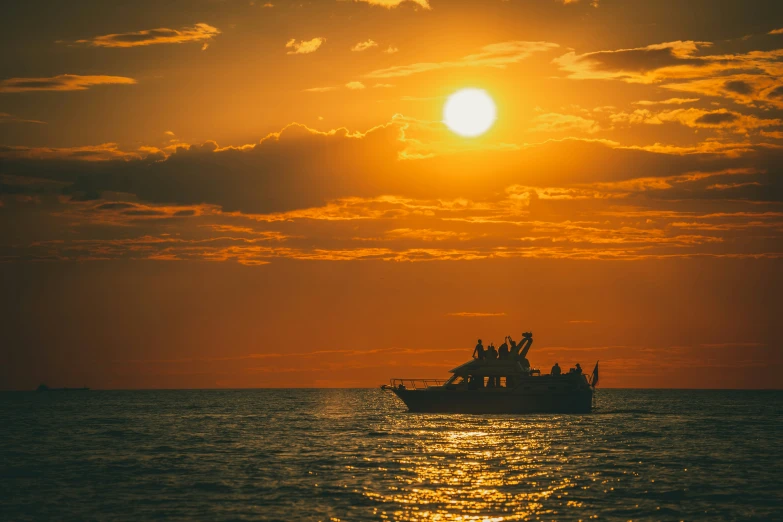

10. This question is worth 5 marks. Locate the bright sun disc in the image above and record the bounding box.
[443,88,496,137]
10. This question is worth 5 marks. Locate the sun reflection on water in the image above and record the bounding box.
[356,413,603,521]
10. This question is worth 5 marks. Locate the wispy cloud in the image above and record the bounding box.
[558,0,599,5]
[74,23,220,48]
[0,112,46,124]
[353,0,430,9]
[303,86,337,92]
[0,142,142,161]
[286,37,326,55]
[0,75,136,93]
[345,81,366,90]
[528,112,601,134]
[365,40,558,78]
[351,39,378,52]
[633,98,699,106]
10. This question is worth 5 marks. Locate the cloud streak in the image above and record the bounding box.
[0,75,136,93]
[365,40,558,78]
[0,112,46,124]
[75,23,220,48]
[353,0,430,9]
[351,39,378,52]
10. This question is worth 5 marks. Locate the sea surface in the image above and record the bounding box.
[1,389,781,521]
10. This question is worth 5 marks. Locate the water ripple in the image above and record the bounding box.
[1,389,781,521]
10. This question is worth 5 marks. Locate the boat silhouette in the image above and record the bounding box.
[382,333,596,413]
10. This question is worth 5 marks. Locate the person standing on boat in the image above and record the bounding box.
[506,335,517,358]
[487,343,498,360]
[498,340,509,359]
[551,362,561,376]
[473,339,485,360]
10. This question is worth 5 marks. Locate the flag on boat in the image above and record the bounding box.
[591,361,599,387]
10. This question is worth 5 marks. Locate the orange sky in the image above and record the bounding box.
[1,0,782,389]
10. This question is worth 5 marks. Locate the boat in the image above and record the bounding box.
[36,384,90,392]
[381,333,597,413]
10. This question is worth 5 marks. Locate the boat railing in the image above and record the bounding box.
[389,378,446,390]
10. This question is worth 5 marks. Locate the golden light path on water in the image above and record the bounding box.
[270,389,738,521]
[359,418,604,521]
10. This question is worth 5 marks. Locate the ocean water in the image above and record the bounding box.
[1,389,781,521]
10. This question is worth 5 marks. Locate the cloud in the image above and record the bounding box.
[384,46,399,54]
[75,23,220,48]
[345,81,366,90]
[769,28,783,35]
[374,83,394,88]
[285,37,325,55]
[767,86,783,100]
[554,41,710,83]
[303,86,337,92]
[556,39,783,108]
[706,182,762,190]
[609,107,781,133]
[351,39,378,52]
[0,112,46,124]
[0,143,142,161]
[656,108,781,132]
[609,109,663,125]
[695,112,738,125]
[353,0,430,9]
[0,75,136,93]
[557,0,599,5]
[633,98,699,106]
[365,40,558,78]
[3,118,782,267]
[662,74,782,107]
[528,113,601,134]
[723,80,754,95]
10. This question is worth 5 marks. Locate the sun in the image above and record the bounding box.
[443,88,497,137]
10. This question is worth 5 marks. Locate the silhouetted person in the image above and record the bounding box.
[551,362,561,376]
[487,343,498,360]
[473,339,485,360]
[498,341,509,359]
[573,363,582,375]
[506,335,517,357]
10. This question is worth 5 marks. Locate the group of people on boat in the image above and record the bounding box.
[472,334,533,368]
[472,335,531,360]
[472,334,583,378]
[550,362,581,376]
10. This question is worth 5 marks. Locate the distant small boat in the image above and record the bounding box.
[36,384,90,392]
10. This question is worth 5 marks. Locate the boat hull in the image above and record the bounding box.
[391,386,593,414]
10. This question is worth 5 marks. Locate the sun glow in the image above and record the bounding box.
[443,88,497,137]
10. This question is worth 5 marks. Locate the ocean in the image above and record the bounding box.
[1,389,781,521]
